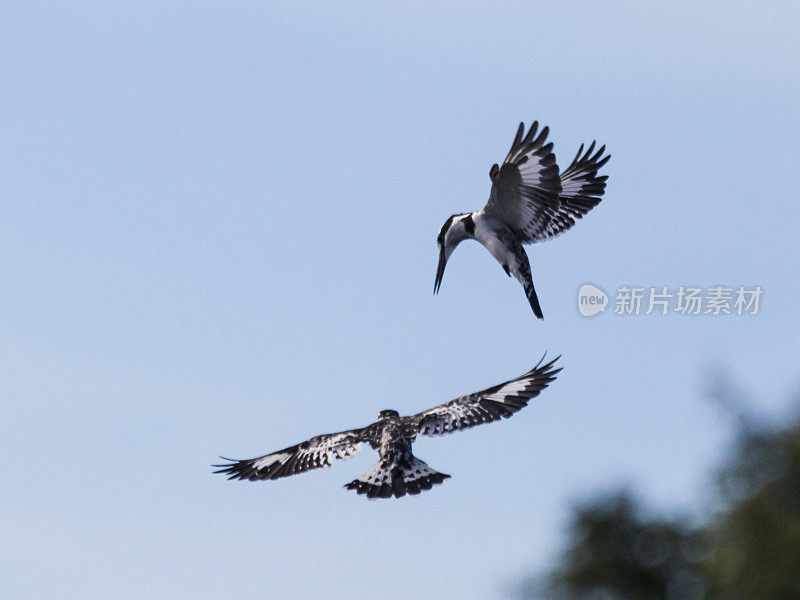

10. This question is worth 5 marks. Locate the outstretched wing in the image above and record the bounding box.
[407,356,561,436]
[214,429,365,481]
[482,121,562,243]
[531,141,610,241]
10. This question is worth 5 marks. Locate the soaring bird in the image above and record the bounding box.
[434,121,610,318]
[214,356,560,499]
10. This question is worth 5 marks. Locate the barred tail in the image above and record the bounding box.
[344,456,450,499]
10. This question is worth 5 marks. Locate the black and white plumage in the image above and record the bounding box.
[434,121,610,319]
[214,356,560,499]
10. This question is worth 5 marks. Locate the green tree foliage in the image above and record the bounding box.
[522,492,704,600]
[703,418,800,599]
[519,403,800,600]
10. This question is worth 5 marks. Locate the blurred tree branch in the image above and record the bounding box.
[517,381,800,600]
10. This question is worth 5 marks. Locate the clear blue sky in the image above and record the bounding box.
[2,2,798,598]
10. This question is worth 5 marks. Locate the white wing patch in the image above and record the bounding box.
[528,141,610,242]
[252,452,292,470]
[482,124,610,244]
[409,357,561,437]
[416,402,481,436]
[214,430,364,481]
[483,122,562,243]
[560,176,587,196]
[482,377,533,402]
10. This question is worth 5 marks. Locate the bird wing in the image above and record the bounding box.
[530,141,610,241]
[407,356,561,436]
[482,122,563,243]
[213,428,366,481]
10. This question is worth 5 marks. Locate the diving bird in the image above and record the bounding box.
[214,356,560,499]
[434,121,610,318]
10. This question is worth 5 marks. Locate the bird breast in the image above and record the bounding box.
[472,213,517,268]
[378,421,412,460]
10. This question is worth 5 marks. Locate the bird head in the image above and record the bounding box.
[435,213,472,294]
[378,409,400,420]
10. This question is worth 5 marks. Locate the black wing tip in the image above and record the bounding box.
[212,456,237,469]
[509,120,548,154]
[566,140,611,172]
[572,143,584,163]
[512,122,525,147]
[596,153,611,169]
[587,143,609,167]
[212,456,256,480]
[497,354,562,391]
[531,353,562,374]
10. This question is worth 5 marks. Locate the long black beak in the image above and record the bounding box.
[434,247,447,295]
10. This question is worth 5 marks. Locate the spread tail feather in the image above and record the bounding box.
[344,456,450,499]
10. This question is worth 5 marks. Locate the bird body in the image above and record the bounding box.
[471,212,515,268]
[214,357,561,499]
[347,412,449,498]
[472,211,542,316]
[435,121,610,318]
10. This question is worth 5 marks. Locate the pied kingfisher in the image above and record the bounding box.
[435,121,610,318]
[214,356,560,499]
